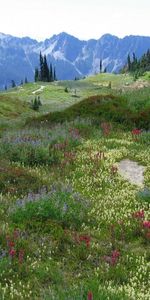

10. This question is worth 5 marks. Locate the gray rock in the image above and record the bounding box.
[118,159,145,186]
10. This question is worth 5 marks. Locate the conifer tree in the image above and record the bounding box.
[34,68,39,82]
[127,54,131,71]
[100,59,102,73]
[43,55,49,82]
[40,52,44,81]
[49,63,53,82]
[11,80,16,88]
[35,53,57,83]
[53,67,57,81]
[25,77,28,84]
[123,48,150,77]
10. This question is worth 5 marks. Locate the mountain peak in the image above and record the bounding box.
[0,32,11,39]
[100,33,118,41]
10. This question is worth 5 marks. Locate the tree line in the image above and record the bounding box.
[122,50,150,77]
[34,52,57,82]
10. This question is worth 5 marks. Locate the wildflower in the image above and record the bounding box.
[8,241,15,248]
[112,250,120,259]
[111,250,120,265]
[133,210,145,219]
[131,129,142,135]
[104,250,120,266]
[79,235,91,247]
[87,291,93,300]
[143,221,150,228]
[9,248,16,258]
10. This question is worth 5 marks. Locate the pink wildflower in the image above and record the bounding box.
[9,248,16,258]
[133,210,145,219]
[143,221,150,229]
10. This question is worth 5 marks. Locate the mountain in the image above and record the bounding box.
[0,32,150,88]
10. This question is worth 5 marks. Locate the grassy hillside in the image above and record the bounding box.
[0,73,150,299]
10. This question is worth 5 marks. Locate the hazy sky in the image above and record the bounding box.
[0,0,149,41]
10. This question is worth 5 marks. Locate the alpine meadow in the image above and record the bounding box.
[0,0,150,299]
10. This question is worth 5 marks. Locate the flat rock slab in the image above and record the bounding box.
[118,159,145,186]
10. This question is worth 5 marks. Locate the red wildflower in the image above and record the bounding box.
[111,250,120,265]
[104,250,120,266]
[8,241,15,248]
[133,210,145,219]
[131,129,142,135]
[79,235,91,248]
[143,221,150,229]
[9,248,16,258]
[112,250,120,259]
[87,291,93,300]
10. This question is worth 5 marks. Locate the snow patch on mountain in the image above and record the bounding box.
[42,41,57,56]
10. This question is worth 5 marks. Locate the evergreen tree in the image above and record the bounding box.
[34,68,39,82]
[100,59,102,73]
[104,67,107,73]
[122,49,150,77]
[25,77,28,84]
[53,67,57,81]
[31,97,40,111]
[43,55,49,82]
[34,53,57,83]
[40,52,44,81]
[5,85,7,91]
[37,96,42,106]
[127,54,131,71]
[11,80,16,88]
[49,63,53,82]
[20,80,23,85]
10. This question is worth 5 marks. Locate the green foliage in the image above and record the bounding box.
[64,87,69,93]
[0,162,42,195]
[31,93,150,129]
[11,190,89,230]
[31,96,42,111]
[137,187,150,204]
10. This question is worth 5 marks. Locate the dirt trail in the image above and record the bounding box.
[32,86,45,94]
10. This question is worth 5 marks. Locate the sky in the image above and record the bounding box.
[0,0,150,41]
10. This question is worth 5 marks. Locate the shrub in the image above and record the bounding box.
[11,189,89,230]
[137,187,150,204]
[31,96,42,111]
[0,162,42,195]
